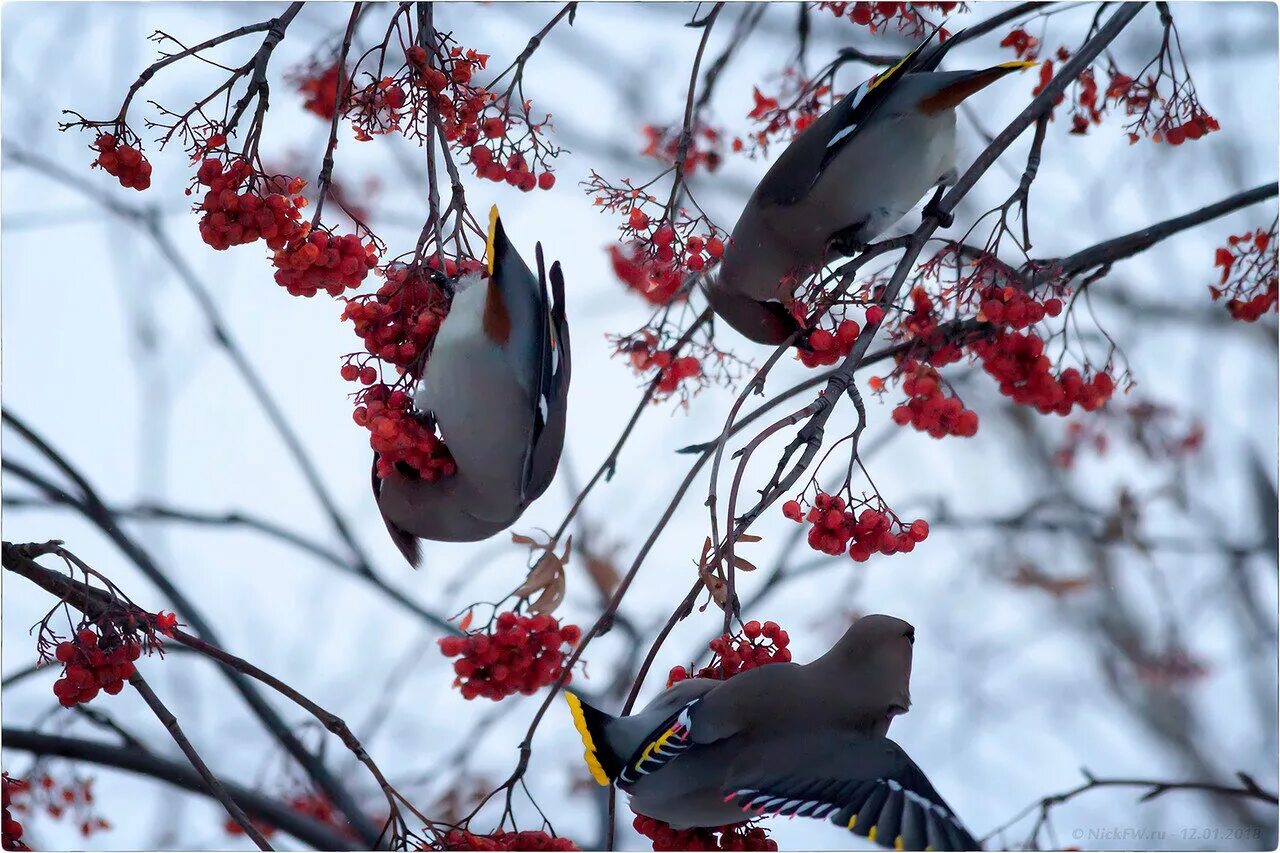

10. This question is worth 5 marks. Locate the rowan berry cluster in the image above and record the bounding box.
[609,245,686,305]
[342,262,452,374]
[51,628,141,708]
[737,75,833,155]
[633,816,777,852]
[1000,28,1040,60]
[1209,227,1277,322]
[341,261,465,479]
[438,612,581,701]
[90,134,152,190]
[290,61,345,120]
[784,493,929,562]
[971,331,1114,415]
[1017,31,1219,146]
[470,147,556,191]
[6,774,109,840]
[667,621,791,686]
[272,230,379,298]
[798,318,860,368]
[588,173,725,303]
[1053,400,1204,469]
[642,123,724,174]
[977,283,1064,330]
[223,790,358,840]
[618,332,704,398]
[891,360,978,438]
[437,829,579,851]
[3,775,27,852]
[356,385,456,481]
[193,159,307,251]
[820,2,957,37]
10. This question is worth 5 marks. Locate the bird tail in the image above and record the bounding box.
[917,61,1037,114]
[563,691,623,786]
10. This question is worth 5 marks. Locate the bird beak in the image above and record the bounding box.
[887,703,910,718]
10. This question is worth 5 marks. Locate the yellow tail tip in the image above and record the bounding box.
[996,60,1038,71]
[485,205,501,275]
[563,692,610,786]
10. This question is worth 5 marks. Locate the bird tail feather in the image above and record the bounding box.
[563,691,622,786]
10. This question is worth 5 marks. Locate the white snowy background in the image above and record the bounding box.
[2,2,1277,850]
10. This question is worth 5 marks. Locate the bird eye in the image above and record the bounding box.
[904,629,915,645]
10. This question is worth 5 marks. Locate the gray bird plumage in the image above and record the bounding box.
[708,26,1035,345]
[373,208,571,566]
[564,614,979,850]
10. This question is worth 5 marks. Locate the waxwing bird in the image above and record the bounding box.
[564,614,980,851]
[374,207,571,566]
[710,28,1035,344]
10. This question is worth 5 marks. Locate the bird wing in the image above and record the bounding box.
[484,207,553,503]
[722,735,979,851]
[753,23,958,210]
[615,698,701,791]
[525,251,571,501]
[813,25,954,177]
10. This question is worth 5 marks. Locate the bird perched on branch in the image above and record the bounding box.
[708,27,1035,345]
[374,207,571,566]
[564,614,980,851]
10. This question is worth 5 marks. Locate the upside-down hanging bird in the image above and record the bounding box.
[564,614,980,851]
[374,207,571,566]
[708,27,1035,344]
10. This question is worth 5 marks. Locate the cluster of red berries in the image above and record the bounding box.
[1158,109,1220,146]
[820,2,956,35]
[347,76,410,139]
[798,318,860,368]
[891,360,979,438]
[609,244,686,306]
[470,147,556,191]
[405,43,490,139]
[621,334,703,398]
[356,385,457,481]
[438,829,579,851]
[272,230,379,297]
[438,612,581,701]
[971,331,1115,415]
[51,629,141,708]
[977,284,1064,330]
[91,134,152,191]
[639,216,725,274]
[224,790,358,840]
[342,261,467,480]
[738,78,830,154]
[1210,228,1277,322]
[895,286,964,368]
[1226,286,1276,322]
[642,123,724,174]
[1000,28,1041,60]
[194,159,306,251]
[784,493,929,562]
[633,816,777,852]
[398,40,557,187]
[6,775,109,840]
[292,62,345,120]
[342,262,452,374]
[668,621,791,686]
[3,774,27,852]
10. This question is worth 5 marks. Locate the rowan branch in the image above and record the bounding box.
[5,729,356,851]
